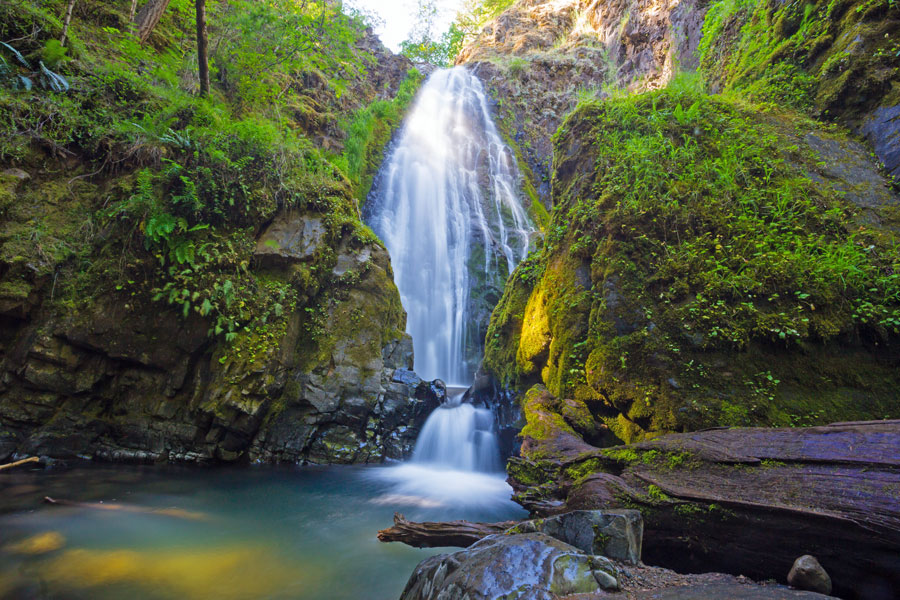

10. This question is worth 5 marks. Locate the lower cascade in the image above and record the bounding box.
[412,395,501,473]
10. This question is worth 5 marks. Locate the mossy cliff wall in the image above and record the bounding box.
[480,66,899,444]
[0,1,435,464]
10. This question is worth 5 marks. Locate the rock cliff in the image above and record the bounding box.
[465,0,900,441]
[0,1,435,464]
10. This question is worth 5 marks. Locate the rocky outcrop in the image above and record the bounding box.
[699,0,900,180]
[399,532,621,600]
[504,389,900,599]
[458,0,710,206]
[0,5,433,466]
[483,79,900,442]
[0,209,440,464]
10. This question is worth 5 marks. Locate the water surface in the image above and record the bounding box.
[0,463,525,600]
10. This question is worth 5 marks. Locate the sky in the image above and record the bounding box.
[345,0,464,52]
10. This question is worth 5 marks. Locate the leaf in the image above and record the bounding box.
[0,41,30,68]
[201,298,213,317]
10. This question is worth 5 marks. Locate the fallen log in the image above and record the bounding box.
[377,512,519,548]
[510,391,900,600]
[0,456,41,471]
[43,496,208,521]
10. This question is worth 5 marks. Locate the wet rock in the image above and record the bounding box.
[861,104,900,182]
[415,378,447,406]
[788,555,832,595]
[253,213,326,266]
[511,509,643,565]
[399,532,619,600]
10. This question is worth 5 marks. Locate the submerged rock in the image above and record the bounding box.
[788,555,833,596]
[399,532,619,600]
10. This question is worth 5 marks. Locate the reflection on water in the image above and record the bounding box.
[0,464,526,600]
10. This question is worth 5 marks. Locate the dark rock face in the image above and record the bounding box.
[788,555,833,596]
[399,532,620,600]
[511,509,643,565]
[861,104,900,182]
[0,210,438,465]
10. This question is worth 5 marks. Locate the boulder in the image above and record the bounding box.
[788,555,833,596]
[399,532,619,600]
[511,509,643,565]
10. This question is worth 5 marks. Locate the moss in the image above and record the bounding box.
[484,79,900,442]
[699,0,900,123]
[563,457,604,482]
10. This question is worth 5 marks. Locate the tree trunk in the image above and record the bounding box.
[509,417,900,600]
[134,0,171,44]
[129,0,138,21]
[195,0,209,97]
[377,513,518,548]
[60,0,77,47]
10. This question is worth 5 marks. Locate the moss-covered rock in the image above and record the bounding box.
[485,83,900,443]
[699,0,900,178]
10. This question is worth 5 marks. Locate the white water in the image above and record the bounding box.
[412,396,501,472]
[368,67,532,506]
[367,66,533,385]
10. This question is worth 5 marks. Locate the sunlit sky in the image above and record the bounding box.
[345,0,464,52]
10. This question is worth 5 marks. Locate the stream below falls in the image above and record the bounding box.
[0,463,525,600]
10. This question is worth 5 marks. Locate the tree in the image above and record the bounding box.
[60,0,77,47]
[134,0,171,44]
[195,0,209,96]
[399,0,464,66]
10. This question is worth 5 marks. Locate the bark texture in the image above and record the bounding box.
[134,0,171,44]
[508,396,900,600]
[377,513,518,548]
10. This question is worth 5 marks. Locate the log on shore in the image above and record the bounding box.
[377,512,519,548]
[510,418,900,600]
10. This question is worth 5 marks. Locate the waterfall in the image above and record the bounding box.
[411,393,501,472]
[366,66,533,385]
[368,68,531,509]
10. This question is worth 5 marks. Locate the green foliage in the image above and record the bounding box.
[0,40,69,92]
[486,77,900,440]
[335,68,424,200]
[699,0,900,118]
[0,0,411,356]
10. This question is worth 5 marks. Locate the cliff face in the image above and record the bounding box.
[469,0,900,442]
[458,0,710,207]
[0,1,435,464]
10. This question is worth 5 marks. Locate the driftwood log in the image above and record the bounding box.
[377,513,518,548]
[0,456,40,471]
[507,410,900,600]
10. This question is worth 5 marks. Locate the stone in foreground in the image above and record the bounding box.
[510,509,643,565]
[399,532,619,600]
[788,555,833,595]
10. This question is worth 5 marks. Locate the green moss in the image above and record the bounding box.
[700,0,900,122]
[484,78,900,442]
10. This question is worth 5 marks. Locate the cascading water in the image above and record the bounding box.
[368,67,531,509]
[411,393,501,473]
[366,66,532,385]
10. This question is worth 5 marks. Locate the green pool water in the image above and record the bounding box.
[0,463,526,600]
